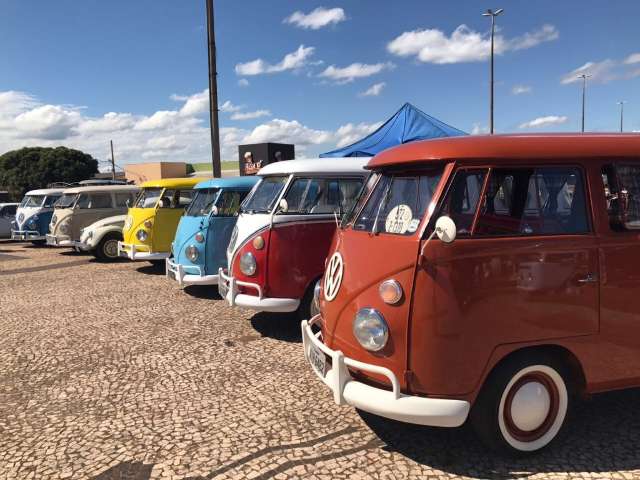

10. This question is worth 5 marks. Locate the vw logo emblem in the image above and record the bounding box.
[324,252,344,302]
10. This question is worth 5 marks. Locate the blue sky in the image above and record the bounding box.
[0,0,639,166]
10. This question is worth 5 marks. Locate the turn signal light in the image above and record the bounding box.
[252,235,265,250]
[379,279,403,305]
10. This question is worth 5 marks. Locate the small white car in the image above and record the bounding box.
[0,203,19,238]
[77,215,126,261]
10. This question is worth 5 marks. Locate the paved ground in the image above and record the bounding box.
[1,240,640,480]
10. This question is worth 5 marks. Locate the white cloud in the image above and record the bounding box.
[470,123,489,135]
[511,85,532,95]
[177,89,209,117]
[334,122,383,147]
[320,62,394,83]
[359,82,386,97]
[519,115,568,129]
[560,60,618,84]
[219,100,243,113]
[242,119,332,148]
[14,105,82,140]
[231,110,271,121]
[235,45,315,76]
[238,78,250,87]
[77,112,136,134]
[624,53,640,65]
[387,24,558,64]
[284,7,346,30]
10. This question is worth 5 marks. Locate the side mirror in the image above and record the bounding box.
[276,198,288,214]
[435,216,457,243]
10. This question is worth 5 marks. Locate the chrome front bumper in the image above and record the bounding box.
[301,315,470,428]
[166,258,219,287]
[46,234,73,247]
[11,230,45,241]
[218,268,300,312]
[117,241,169,261]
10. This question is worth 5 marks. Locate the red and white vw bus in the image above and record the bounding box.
[219,158,368,318]
[302,134,640,454]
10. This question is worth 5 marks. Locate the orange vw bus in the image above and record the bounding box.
[302,134,640,454]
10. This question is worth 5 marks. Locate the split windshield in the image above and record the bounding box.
[353,168,443,235]
[20,195,45,208]
[54,193,79,209]
[134,188,163,208]
[186,188,220,216]
[241,176,287,214]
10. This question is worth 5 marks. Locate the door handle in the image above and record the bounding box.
[577,273,598,284]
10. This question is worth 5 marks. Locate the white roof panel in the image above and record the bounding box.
[257,158,369,176]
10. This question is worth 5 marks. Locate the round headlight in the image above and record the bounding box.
[353,308,389,352]
[27,218,38,229]
[185,245,199,262]
[86,230,93,240]
[252,235,265,250]
[144,219,153,229]
[59,222,70,235]
[51,214,58,225]
[239,252,257,276]
[379,279,403,305]
[136,229,148,242]
[195,232,205,243]
[124,215,133,231]
[312,280,322,316]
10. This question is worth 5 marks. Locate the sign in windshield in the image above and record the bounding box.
[354,169,443,235]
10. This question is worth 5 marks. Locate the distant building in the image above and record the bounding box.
[124,162,188,184]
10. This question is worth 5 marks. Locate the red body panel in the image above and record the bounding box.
[319,134,640,405]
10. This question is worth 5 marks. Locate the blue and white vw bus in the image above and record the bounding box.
[166,176,260,287]
[11,188,64,242]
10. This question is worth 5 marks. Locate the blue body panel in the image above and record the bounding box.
[172,176,260,277]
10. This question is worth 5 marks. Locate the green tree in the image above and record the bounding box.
[0,146,98,199]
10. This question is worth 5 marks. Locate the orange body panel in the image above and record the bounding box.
[319,134,640,405]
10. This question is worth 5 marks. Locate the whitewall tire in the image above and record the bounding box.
[471,354,572,455]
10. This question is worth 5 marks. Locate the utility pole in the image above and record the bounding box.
[206,0,222,178]
[483,8,503,135]
[578,74,591,133]
[110,140,116,181]
[617,101,626,132]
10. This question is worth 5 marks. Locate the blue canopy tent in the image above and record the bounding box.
[320,102,466,158]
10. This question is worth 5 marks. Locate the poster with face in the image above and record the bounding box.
[243,151,263,175]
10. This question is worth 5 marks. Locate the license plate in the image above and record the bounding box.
[308,343,326,377]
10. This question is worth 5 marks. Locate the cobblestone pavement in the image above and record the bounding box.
[1,240,640,480]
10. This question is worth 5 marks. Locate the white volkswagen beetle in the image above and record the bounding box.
[77,214,126,261]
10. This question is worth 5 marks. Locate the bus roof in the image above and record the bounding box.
[194,176,261,190]
[139,177,206,189]
[61,185,140,195]
[24,188,65,196]
[257,158,369,176]
[368,133,640,169]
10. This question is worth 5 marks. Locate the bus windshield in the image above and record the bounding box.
[134,188,163,208]
[241,176,288,214]
[54,194,79,209]
[20,195,45,208]
[186,188,220,216]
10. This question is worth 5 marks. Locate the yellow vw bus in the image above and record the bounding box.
[118,177,203,263]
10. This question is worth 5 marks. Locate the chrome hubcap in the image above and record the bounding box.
[510,381,551,432]
[104,240,118,258]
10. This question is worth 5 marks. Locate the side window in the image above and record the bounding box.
[603,164,640,230]
[176,190,193,208]
[437,170,487,236]
[115,192,132,208]
[284,177,365,215]
[89,193,113,209]
[44,196,59,208]
[475,167,588,236]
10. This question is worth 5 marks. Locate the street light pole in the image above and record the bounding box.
[110,140,116,181]
[617,101,626,132]
[483,8,503,135]
[206,0,222,178]
[578,74,591,133]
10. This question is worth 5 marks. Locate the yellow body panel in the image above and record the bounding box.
[121,178,207,255]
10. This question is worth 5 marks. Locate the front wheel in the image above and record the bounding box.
[471,354,571,455]
[94,232,121,261]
